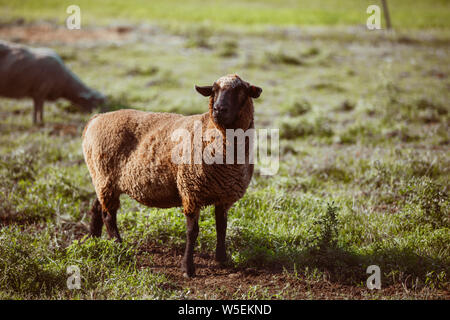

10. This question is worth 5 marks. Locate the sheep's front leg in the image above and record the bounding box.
[215,205,228,264]
[102,209,122,243]
[182,210,199,278]
[99,195,122,243]
[33,98,44,125]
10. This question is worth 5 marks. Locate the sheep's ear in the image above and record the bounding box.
[249,85,262,99]
[195,85,213,97]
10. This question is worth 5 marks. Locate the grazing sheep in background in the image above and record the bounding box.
[82,74,262,277]
[0,40,105,124]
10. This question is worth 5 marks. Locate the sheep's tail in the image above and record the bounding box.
[82,113,100,139]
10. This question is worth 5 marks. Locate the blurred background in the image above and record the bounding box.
[0,1,449,299]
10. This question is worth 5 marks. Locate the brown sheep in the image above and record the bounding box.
[0,40,105,124]
[82,74,262,277]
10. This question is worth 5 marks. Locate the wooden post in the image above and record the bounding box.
[381,0,392,29]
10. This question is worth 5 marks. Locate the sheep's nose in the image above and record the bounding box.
[214,104,228,114]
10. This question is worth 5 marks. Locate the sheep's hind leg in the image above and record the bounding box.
[214,205,228,265]
[182,209,200,278]
[33,98,44,125]
[89,197,104,237]
[99,195,122,243]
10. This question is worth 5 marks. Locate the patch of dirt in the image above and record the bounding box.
[136,243,449,300]
[0,22,133,45]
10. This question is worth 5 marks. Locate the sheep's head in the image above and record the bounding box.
[195,74,262,129]
[75,90,107,112]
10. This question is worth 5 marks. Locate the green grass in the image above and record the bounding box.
[0,1,449,299]
[1,0,450,29]
[0,228,180,299]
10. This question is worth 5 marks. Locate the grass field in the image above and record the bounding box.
[1,0,450,29]
[0,1,449,299]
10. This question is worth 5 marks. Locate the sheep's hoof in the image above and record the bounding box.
[215,260,227,267]
[182,269,196,278]
[215,252,228,266]
[182,263,196,278]
[215,259,230,269]
[183,272,195,279]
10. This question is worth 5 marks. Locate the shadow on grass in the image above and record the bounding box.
[231,232,449,289]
